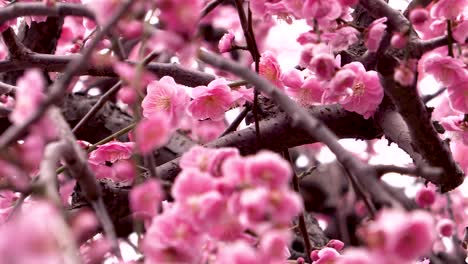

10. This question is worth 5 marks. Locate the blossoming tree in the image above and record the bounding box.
[0,0,467,263]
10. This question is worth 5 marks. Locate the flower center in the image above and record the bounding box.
[352,81,365,96]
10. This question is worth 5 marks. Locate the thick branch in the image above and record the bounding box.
[0,2,95,25]
[377,57,464,192]
[157,104,382,182]
[0,53,215,87]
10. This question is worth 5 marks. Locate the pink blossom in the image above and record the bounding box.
[327,239,345,251]
[309,52,338,80]
[88,141,134,181]
[415,185,437,207]
[323,68,356,102]
[339,62,384,119]
[188,78,235,121]
[337,248,376,264]
[117,86,137,105]
[424,55,467,87]
[259,51,284,89]
[281,68,304,89]
[70,209,98,242]
[447,75,468,112]
[191,119,226,143]
[10,69,45,124]
[142,209,203,263]
[231,86,254,106]
[216,241,258,264]
[239,187,302,229]
[80,238,112,264]
[135,114,171,155]
[436,218,455,237]
[113,62,154,90]
[142,76,190,128]
[365,17,387,52]
[88,0,120,26]
[453,20,468,44]
[430,0,468,20]
[364,209,435,261]
[0,201,65,264]
[130,179,163,219]
[171,169,215,202]
[155,0,203,36]
[112,159,135,182]
[322,26,359,52]
[219,31,235,53]
[179,145,218,172]
[245,151,292,189]
[303,0,343,22]
[440,114,468,144]
[286,76,324,106]
[0,40,6,60]
[89,141,134,164]
[259,230,292,262]
[451,141,468,174]
[313,247,341,263]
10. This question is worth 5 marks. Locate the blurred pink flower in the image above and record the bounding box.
[440,114,468,144]
[216,241,258,264]
[322,26,359,52]
[430,0,468,19]
[447,75,468,113]
[312,247,341,263]
[286,76,324,106]
[135,114,171,155]
[302,0,342,22]
[245,151,292,189]
[171,169,215,202]
[130,179,163,219]
[10,69,45,125]
[365,17,387,52]
[424,55,467,87]
[409,8,429,27]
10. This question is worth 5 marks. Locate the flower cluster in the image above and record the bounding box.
[138,146,303,263]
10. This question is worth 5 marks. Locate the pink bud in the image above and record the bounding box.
[297,257,305,264]
[415,186,436,207]
[219,31,235,53]
[391,32,407,49]
[326,239,345,251]
[410,8,429,26]
[117,86,137,105]
[436,218,454,237]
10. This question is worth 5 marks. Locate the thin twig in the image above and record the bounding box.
[219,105,251,137]
[72,81,122,133]
[200,0,224,18]
[284,150,312,263]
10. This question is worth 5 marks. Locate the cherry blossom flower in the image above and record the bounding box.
[142,76,190,127]
[339,62,384,119]
[365,17,387,52]
[188,78,235,121]
[440,114,468,144]
[142,208,203,263]
[171,169,216,202]
[259,51,284,89]
[364,209,435,261]
[447,75,468,113]
[424,55,467,87]
[88,141,134,181]
[453,20,468,44]
[130,179,163,219]
[322,26,360,52]
[430,0,468,20]
[155,0,203,36]
[191,119,226,143]
[286,76,324,106]
[259,230,292,262]
[135,114,171,155]
[391,32,407,49]
[312,247,341,263]
[113,62,155,90]
[309,52,338,80]
[302,0,343,22]
[0,201,65,264]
